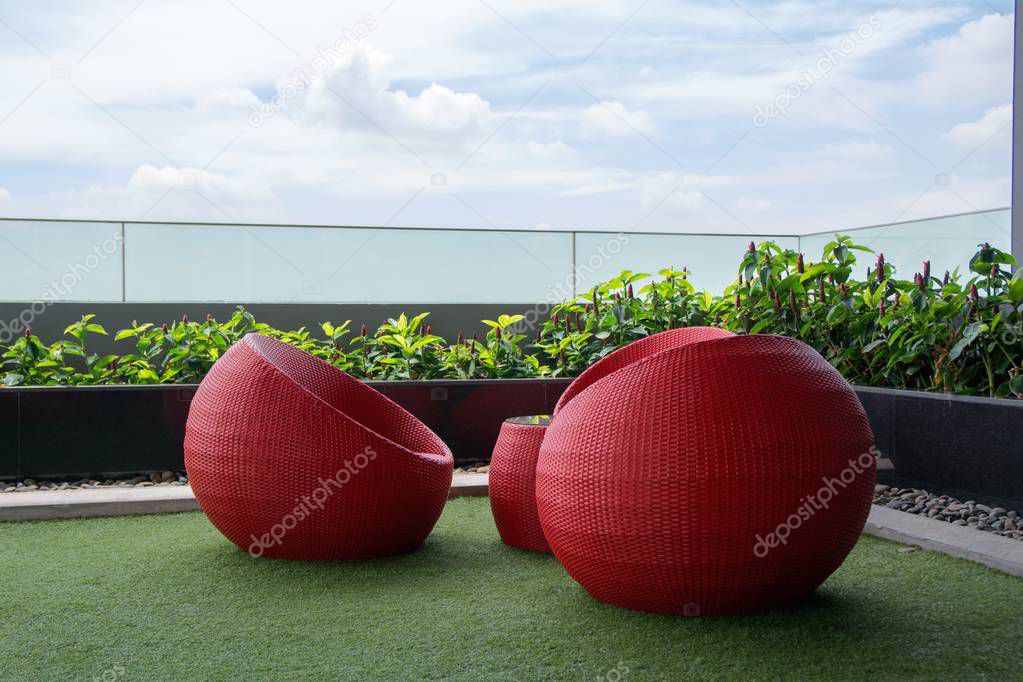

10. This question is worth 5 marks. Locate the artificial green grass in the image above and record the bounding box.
[2,499,1021,681]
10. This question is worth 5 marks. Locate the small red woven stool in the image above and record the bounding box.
[184,333,453,560]
[489,416,552,552]
[536,334,875,616]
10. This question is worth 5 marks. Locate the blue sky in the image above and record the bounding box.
[0,0,1014,235]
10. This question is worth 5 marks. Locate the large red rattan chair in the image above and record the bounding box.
[184,333,453,560]
[489,327,732,553]
[536,334,876,616]
[553,326,734,415]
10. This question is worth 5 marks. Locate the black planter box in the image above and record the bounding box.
[0,379,571,479]
[857,386,1023,508]
[2,381,1021,509]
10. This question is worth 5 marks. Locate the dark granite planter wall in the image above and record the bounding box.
[2,381,1021,508]
[857,386,1023,507]
[0,379,572,479]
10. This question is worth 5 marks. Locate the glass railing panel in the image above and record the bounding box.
[799,209,1011,281]
[573,232,800,295]
[0,220,123,302]
[124,223,573,303]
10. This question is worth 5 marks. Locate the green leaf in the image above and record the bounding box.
[950,322,987,360]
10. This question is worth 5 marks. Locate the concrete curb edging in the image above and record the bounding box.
[4,479,1022,579]
[0,473,490,523]
[863,505,1023,577]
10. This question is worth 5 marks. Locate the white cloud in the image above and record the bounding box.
[195,88,262,112]
[914,14,1013,106]
[945,103,1012,150]
[0,3,1012,237]
[290,44,491,139]
[581,101,655,138]
[737,197,772,212]
[129,164,271,201]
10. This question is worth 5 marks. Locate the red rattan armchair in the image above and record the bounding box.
[184,334,453,560]
[489,327,732,553]
[536,334,875,615]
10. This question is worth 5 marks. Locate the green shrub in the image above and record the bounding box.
[2,237,1020,399]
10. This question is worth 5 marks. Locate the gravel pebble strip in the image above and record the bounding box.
[1,471,187,493]
[874,484,1023,542]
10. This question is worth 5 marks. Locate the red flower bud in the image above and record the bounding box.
[748,241,756,253]
[991,263,999,277]
[181,314,188,324]
[575,314,582,332]
[797,253,805,274]
[788,289,798,317]
[923,260,930,282]
[943,271,950,286]
[360,324,368,337]
[772,290,782,313]
[970,283,979,302]
[553,312,559,325]
[161,323,169,333]
[818,278,826,302]
[425,325,432,336]
[584,303,591,314]
[495,327,502,341]
[24,327,31,338]
[734,292,741,308]
[206,313,213,322]
[564,316,571,334]
[879,297,886,316]
[839,283,848,298]
[457,331,464,345]
[627,284,634,299]
[614,292,622,304]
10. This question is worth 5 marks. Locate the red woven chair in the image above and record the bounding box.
[553,326,735,415]
[536,334,875,616]
[184,333,453,560]
[489,416,552,553]
[488,327,732,554]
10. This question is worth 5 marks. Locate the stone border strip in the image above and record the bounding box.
[863,505,1023,577]
[1,473,490,522]
[4,477,1021,579]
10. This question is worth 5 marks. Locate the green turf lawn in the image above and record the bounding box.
[2,499,1022,681]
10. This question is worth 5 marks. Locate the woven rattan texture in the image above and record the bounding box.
[536,334,876,615]
[184,334,453,560]
[489,419,552,553]
[553,326,734,415]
